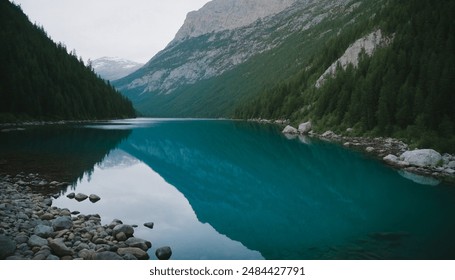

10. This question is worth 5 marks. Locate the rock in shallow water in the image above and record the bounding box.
[75,193,88,202]
[144,222,154,229]
[89,194,101,203]
[155,246,172,260]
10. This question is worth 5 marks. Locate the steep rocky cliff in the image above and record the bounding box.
[114,0,359,117]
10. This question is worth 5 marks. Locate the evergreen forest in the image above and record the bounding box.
[0,0,136,122]
[234,0,455,153]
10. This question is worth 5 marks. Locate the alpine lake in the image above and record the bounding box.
[1,118,455,260]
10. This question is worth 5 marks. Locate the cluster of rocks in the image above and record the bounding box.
[66,192,101,203]
[282,121,455,184]
[0,174,172,260]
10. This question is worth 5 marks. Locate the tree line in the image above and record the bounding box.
[234,0,455,152]
[0,0,136,122]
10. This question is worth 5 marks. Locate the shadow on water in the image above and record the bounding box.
[0,124,131,191]
[120,120,455,260]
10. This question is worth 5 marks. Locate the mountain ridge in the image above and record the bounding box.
[114,0,357,116]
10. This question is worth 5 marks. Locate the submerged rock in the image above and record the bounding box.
[398,170,441,186]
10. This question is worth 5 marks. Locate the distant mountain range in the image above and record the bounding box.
[91,57,143,81]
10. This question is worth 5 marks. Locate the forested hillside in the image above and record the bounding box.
[0,0,136,122]
[234,0,455,152]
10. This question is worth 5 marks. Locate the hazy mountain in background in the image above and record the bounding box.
[91,57,143,81]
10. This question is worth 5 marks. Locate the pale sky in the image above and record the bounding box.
[12,0,210,63]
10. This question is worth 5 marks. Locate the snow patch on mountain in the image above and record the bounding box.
[92,57,144,81]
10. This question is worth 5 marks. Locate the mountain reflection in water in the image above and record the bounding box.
[4,119,455,259]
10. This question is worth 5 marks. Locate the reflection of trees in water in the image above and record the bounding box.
[0,125,131,191]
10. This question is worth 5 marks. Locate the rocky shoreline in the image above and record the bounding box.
[281,122,455,185]
[0,173,171,260]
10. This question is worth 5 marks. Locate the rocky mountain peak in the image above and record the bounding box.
[172,0,297,43]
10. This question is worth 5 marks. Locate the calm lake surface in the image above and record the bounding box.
[1,118,455,260]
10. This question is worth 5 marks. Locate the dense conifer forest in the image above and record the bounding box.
[234,0,455,152]
[0,0,136,122]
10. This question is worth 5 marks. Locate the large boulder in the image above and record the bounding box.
[28,235,48,248]
[75,193,88,202]
[400,149,442,167]
[282,125,298,134]
[48,238,73,257]
[52,216,73,231]
[0,235,16,259]
[155,246,172,260]
[112,224,134,239]
[34,224,54,238]
[117,247,149,260]
[125,237,152,251]
[89,194,101,203]
[298,121,312,134]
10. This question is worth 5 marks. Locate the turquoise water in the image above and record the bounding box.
[1,118,455,260]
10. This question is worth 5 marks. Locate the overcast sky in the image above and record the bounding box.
[12,0,210,63]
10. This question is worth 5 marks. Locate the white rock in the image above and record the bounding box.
[321,130,338,138]
[383,154,409,167]
[282,125,298,134]
[298,121,312,134]
[400,149,442,167]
